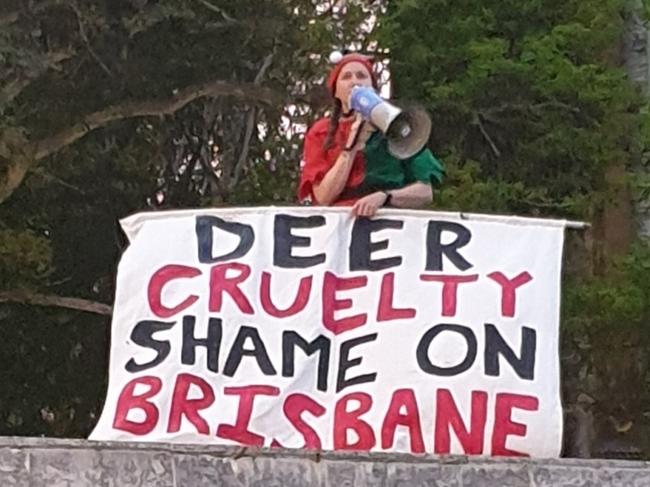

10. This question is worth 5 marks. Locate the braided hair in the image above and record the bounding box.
[322,99,343,151]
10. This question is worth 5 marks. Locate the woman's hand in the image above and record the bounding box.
[351,191,388,217]
[344,113,375,153]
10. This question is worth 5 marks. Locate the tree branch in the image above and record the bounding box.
[0,290,112,315]
[32,167,86,194]
[0,0,68,27]
[474,112,501,157]
[229,108,256,191]
[229,54,273,191]
[0,78,281,205]
[66,1,113,77]
[0,50,75,108]
[33,78,282,161]
[195,0,238,23]
[0,78,32,108]
[0,127,34,204]
[0,11,19,27]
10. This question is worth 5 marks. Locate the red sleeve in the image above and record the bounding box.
[298,119,331,204]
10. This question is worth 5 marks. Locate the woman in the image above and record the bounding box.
[298,52,444,217]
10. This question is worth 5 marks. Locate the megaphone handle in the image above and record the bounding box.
[344,120,366,151]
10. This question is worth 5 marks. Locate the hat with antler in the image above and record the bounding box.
[326,50,378,95]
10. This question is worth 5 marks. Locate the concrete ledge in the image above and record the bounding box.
[1,437,649,486]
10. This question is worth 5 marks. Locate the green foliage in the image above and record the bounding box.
[0,229,51,286]
[378,0,650,455]
[560,242,650,453]
[0,308,108,437]
[642,0,650,20]
[0,0,381,438]
[563,242,650,331]
[1,0,649,453]
[375,0,641,218]
[633,106,650,200]
[436,154,592,214]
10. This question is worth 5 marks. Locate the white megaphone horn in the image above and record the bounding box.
[349,86,432,159]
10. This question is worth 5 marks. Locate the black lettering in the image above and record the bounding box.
[196,215,254,264]
[350,218,404,271]
[484,324,536,380]
[282,331,331,392]
[416,324,476,376]
[224,326,277,377]
[125,320,175,372]
[425,221,473,272]
[336,333,378,392]
[181,316,222,373]
[274,214,326,268]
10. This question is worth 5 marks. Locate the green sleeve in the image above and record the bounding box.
[404,149,444,187]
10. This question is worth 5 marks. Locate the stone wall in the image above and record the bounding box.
[1,437,650,486]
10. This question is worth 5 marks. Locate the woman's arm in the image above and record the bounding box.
[387,181,433,208]
[351,182,433,217]
[312,149,357,206]
[312,114,374,205]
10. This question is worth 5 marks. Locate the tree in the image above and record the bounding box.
[0,0,384,437]
[375,0,650,457]
[376,0,640,218]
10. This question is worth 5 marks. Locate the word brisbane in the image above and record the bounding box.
[114,373,539,456]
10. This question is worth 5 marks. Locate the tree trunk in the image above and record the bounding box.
[623,0,650,236]
[0,128,35,203]
[590,2,644,267]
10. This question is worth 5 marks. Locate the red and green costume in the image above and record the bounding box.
[298,116,444,205]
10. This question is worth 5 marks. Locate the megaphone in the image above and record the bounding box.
[349,86,432,159]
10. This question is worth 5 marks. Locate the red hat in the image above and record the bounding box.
[326,52,378,95]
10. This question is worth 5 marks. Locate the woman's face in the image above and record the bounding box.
[334,61,373,109]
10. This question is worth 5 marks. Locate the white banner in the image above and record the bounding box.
[90,207,565,457]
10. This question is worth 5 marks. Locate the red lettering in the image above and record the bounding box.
[209,263,254,314]
[381,389,425,453]
[113,376,162,435]
[167,373,215,435]
[148,265,201,318]
[216,385,280,446]
[487,271,533,318]
[419,274,479,317]
[492,393,538,456]
[377,273,416,322]
[276,393,325,449]
[434,389,487,454]
[260,272,312,318]
[333,392,375,450]
[322,272,368,335]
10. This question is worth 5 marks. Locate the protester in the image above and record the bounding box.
[298,51,444,216]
